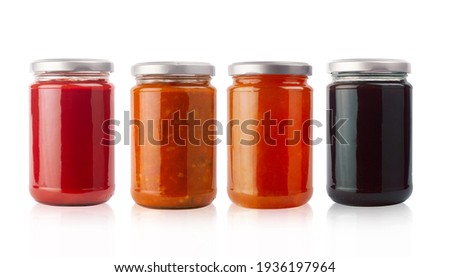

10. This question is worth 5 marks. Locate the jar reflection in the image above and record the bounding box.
[327,203,413,257]
[29,203,114,257]
[226,204,313,257]
[130,204,217,257]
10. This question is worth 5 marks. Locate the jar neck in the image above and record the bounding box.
[232,74,309,86]
[135,75,212,85]
[332,72,408,82]
[35,71,110,82]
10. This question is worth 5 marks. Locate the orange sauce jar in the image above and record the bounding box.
[131,62,216,208]
[228,62,313,209]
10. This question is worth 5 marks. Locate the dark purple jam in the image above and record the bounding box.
[327,80,412,206]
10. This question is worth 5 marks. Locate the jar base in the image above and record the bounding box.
[228,190,312,209]
[327,186,412,207]
[30,186,113,206]
[132,190,216,209]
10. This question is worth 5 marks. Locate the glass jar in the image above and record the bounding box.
[327,59,412,206]
[228,62,313,209]
[30,59,114,206]
[131,62,216,209]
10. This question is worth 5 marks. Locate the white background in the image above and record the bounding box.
[0,0,448,276]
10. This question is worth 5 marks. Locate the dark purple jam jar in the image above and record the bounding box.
[327,59,412,206]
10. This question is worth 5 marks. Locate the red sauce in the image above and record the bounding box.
[30,80,114,205]
[228,74,313,208]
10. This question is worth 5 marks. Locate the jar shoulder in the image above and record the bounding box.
[132,83,216,93]
[31,80,113,91]
[328,80,411,89]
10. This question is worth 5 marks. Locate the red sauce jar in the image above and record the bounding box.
[30,59,114,206]
[228,62,313,209]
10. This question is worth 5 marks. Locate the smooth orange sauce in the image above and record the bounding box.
[131,78,216,208]
[228,75,312,208]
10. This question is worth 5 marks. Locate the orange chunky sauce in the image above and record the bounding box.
[131,62,216,209]
[228,62,313,209]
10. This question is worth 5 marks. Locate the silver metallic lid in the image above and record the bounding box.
[229,61,312,76]
[31,59,113,73]
[131,62,215,76]
[328,59,411,74]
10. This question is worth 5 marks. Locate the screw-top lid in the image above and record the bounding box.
[31,59,113,73]
[228,61,312,76]
[328,59,410,74]
[131,62,215,76]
